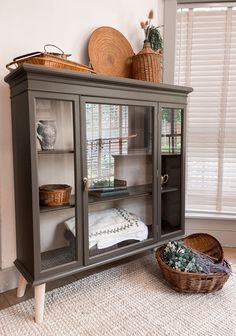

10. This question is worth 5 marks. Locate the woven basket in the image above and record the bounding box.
[39,184,72,207]
[156,233,231,293]
[132,41,162,83]
[183,233,224,263]
[6,51,95,73]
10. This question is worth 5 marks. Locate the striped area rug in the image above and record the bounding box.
[0,254,235,336]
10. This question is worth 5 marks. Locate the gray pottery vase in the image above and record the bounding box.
[36,120,57,150]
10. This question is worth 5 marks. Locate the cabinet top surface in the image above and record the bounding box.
[4,64,193,95]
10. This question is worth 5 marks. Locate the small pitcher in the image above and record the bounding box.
[36,120,57,150]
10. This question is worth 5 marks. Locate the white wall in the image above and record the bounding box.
[0,0,164,269]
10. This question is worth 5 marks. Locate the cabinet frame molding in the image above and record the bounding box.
[27,91,83,282]
[158,102,187,241]
[80,96,159,265]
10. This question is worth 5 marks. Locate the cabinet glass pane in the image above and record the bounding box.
[35,99,77,270]
[85,103,154,257]
[161,108,182,154]
[161,108,183,235]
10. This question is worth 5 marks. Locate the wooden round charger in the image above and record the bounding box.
[88,26,134,78]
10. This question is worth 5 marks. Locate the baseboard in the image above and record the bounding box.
[185,218,236,247]
[0,266,18,293]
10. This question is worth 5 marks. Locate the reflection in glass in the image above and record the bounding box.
[162,108,182,153]
[35,99,77,270]
[86,103,129,188]
[85,103,154,257]
[161,107,183,236]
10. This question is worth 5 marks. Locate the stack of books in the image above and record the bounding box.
[88,179,129,198]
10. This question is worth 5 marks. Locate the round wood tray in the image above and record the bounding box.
[88,26,134,78]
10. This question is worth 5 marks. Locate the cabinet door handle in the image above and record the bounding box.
[83,177,88,192]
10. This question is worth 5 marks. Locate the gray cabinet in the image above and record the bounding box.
[5,65,192,287]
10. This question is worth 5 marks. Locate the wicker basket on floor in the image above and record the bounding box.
[183,233,224,263]
[156,233,231,293]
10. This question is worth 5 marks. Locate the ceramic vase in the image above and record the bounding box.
[36,120,57,150]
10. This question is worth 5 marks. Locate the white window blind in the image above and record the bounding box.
[175,4,236,216]
[86,104,128,186]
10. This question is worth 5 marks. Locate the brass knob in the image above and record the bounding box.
[83,177,88,192]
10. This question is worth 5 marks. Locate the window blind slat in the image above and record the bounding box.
[175,5,236,215]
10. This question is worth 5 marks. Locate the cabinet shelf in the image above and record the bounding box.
[88,184,152,204]
[161,186,179,194]
[41,246,75,270]
[161,152,181,156]
[40,195,75,213]
[38,150,74,155]
[39,186,179,212]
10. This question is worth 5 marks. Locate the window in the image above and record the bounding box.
[175,3,236,216]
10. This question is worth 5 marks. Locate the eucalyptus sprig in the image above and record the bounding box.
[163,240,231,274]
[164,241,203,273]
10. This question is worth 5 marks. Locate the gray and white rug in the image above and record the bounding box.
[0,254,235,336]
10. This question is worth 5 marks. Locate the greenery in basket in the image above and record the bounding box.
[164,241,203,273]
[140,9,163,51]
[163,241,231,274]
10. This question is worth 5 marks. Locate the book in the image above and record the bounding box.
[89,189,129,198]
[89,179,127,193]
[114,179,127,187]
[89,186,127,192]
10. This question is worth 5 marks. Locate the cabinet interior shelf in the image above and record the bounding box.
[39,185,180,212]
[161,186,179,193]
[38,149,74,155]
[41,246,75,270]
[88,184,152,204]
[39,184,152,212]
[40,195,75,213]
[161,152,181,156]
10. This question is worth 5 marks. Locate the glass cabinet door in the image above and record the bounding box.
[82,100,157,260]
[35,97,80,271]
[160,106,184,238]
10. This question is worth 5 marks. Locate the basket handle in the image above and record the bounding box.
[36,121,43,143]
[44,44,65,55]
[6,61,18,71]
[6,51,42,71]
[13,51,42,62]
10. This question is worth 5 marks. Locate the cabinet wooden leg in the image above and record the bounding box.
[34,283,46,323]
[17,273,28,298]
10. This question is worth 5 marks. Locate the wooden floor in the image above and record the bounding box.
[0,248,235,311]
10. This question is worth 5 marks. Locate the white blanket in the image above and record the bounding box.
[64,208,148,249]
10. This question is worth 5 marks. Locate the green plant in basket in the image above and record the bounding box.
[164,241,203,273]
[147,26,163,51]
[164,240,231,274]
[140,9,163,51]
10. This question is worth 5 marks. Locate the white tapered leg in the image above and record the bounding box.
[17,273,28,298]
[34,283,46,323]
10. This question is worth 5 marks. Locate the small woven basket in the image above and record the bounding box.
[156,233,231,293]
[132,41,162,83]
[39,184,72,207]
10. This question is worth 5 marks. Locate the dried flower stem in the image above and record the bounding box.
[140,9,155,41]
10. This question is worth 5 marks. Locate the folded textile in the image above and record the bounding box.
[64,208,148,249]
